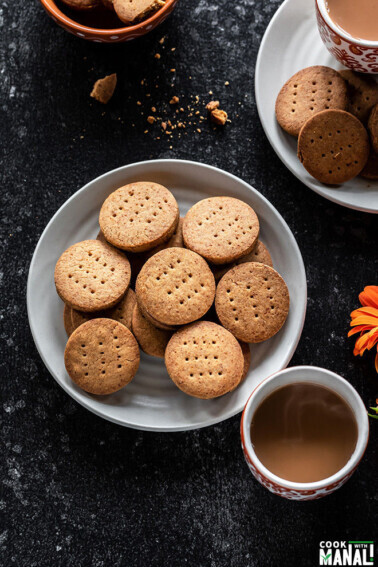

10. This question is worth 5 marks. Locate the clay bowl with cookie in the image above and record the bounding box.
[39,0,178,43]
[28,159,307,432]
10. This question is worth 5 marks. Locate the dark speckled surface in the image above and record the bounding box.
[1,0,377,565]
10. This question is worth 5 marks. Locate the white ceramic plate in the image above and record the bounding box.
[27,160,307,432]
[255,0,378,214]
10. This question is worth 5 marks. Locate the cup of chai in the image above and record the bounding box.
[241,366,369,500]
[316,0,378,73]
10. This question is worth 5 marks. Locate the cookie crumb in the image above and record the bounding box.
[206,100,219,112]
[147,116,155,124]
[90,73,117,104]
[169,96,179,105]
[210,108,228,126]
[155,53,161,59]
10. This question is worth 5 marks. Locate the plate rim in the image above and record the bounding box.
[27,158,307,432]
[255,0,378,215]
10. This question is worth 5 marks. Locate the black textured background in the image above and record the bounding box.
[1,1,377,566]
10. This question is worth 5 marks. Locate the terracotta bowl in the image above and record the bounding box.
[39,0,179,43]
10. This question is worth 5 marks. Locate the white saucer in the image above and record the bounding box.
[27,159,307,431]
[255,0,378,214]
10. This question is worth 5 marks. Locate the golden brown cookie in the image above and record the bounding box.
[105,288,136,329]
[91,74,117,105]
[69,288,136,334]
[136,298,178,331]
[239,341,251,383]
[64,304,75,337]
[55,240,131,312]
[99,182,179,253]
[165,321,244,399]
[144,217,184,259]
[297,109,369,184]
[360,149,378,180]
[215,263,290,343]
[113,0,165,23]
[64,318,140,395]
[212,240,273,282]
[339,70,378,124]
[136,248,216,326]
[368,103,378,153]
[183,197,259,265]
[132,305,172,358]
[60,0,99,10]
[276,66,348,137]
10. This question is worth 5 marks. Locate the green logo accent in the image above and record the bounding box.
[321,553,332,563]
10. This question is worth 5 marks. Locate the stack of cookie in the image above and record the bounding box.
[275,65,378,184]
[55,182,290,400]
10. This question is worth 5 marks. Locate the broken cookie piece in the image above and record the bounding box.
[210,108,228,126]
[90,74,117,104]
[206,100,219,112]
[113,0,165,24]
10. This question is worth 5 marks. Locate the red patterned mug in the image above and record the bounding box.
[316,0,378,73]
[241,366,369,501]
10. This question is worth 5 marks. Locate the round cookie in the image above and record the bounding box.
[215,263,290,343]
[64,304,75,337]
[212,240,273,282]
[99,182,179,253]
[165,321,244,399]
[276,66,348,137]
[144,217,184,260]
[239,341,251,383]
[55,240,131,312]
[183,197,259,265]
[339,70,378,125]
[105,288,136,330]
[64,318,140,395]
[360,150,378,180]
[132,305,172,358]
[297,109,369,184]
[70,288,136,333]
[136,248,216,326]
[238,240,273,268]
[368,104,378,153]
[137,298,178,331]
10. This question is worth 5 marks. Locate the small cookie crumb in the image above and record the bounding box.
[170,96,179,105]
[90,73,117,104]
[147,116,155,124]
[211,108,228,126]
[206,100,219,112]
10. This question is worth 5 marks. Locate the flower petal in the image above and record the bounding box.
[350,316,378,327]
[351,306,378,319]
[348,325,371,337]
[359,286,378,309]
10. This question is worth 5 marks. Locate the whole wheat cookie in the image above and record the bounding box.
[99,182,179,253]
[360,149,378,180]
[297,109,369,184]
[113,0,165,23]
[215,263,290,343]
[183,197,259,265]
[137,298,178,331]
[55,239,131,312]
[339,70,378,124]
[368,103,378,153]
[144,217,184,260]
[136,248,216,326]
[230,341,251,391]
[64,318,140,395]
[69,288,136,334]
[91,74,117,105]
[64,304,75,337]
[165,321,244,399]
[132,305,172,358]
[276,66,348,137]
[212,240,273,282]
[60,0,99,9]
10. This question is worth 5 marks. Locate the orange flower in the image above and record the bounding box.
[348,286,378,372]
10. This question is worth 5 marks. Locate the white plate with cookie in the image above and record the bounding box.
[27,159,307,431]
[255,0,378,213]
